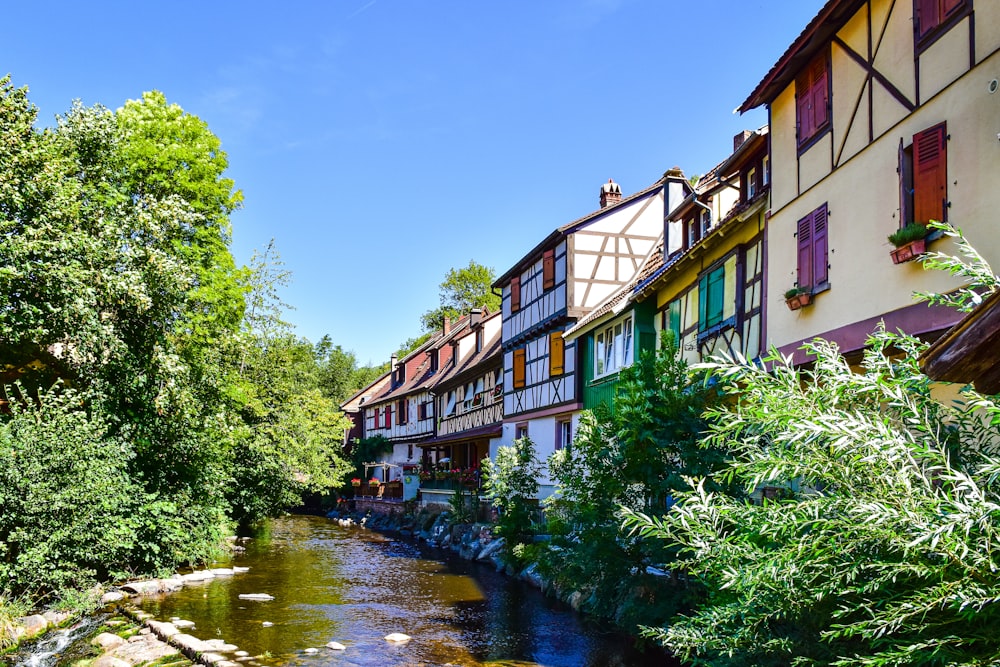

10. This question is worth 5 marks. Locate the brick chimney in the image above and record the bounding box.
[733,129,753,151]
[443,315,451,335]
[599,179,622,208]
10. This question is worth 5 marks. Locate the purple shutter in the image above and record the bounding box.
[812,205,829,286]
[797,213,813,288]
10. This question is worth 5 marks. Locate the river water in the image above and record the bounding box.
[136,514,677,666]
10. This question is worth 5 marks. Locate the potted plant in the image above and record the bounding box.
[369,477,381,486]
[888,222,930,264]
[784,286,812,311]
[350,477,361,487]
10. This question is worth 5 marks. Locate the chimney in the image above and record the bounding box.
[599,179,622,208]
[733,129,753,151]
[470,308,483,329]
[443,315,451,335]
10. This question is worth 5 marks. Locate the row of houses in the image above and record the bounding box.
[341,0,1000,505]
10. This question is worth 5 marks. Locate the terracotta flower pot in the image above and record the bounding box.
[890,238,927,264]
[785,292,813,311]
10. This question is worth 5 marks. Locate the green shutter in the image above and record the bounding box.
[668,299,681,339]
[698,274,708,330]
[707,266,725,327]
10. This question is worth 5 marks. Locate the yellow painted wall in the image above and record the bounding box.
[920,17,973,101]
[770,86,799,210]
[767,44,1000,350]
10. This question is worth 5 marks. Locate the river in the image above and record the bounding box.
[136,514,678,666]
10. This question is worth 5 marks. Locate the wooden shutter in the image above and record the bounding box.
[942,0,964,15]
[668,300,681,340]
[698,274,708,329]
[513,348,526,388]
[543,249,555,289]
[811,57,829,131]
[812,205,829,287]
[549,332,564,376]
[916,0,941,38]
[510,276,521,312]
[898,137,912,225]
[797,212,814,289]
[373,407,380,428]
[913,123,947,224]
[707,267,725,327]
[384,404,392,428]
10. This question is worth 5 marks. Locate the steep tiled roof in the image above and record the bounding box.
[339,371,391,412]
[433,314,502,391]
[367,318,471,405]
[739,0,865,112]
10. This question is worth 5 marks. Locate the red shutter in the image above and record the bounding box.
[913,123,947,224]
[942,0,963,15]
[543,250,555,289]
[812,205,829,287]
[797,212,813,289]
[510,276,521,312]
[373,407,380,428]
[916,0,940,39]
[384,404,392,429]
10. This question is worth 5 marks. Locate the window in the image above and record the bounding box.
[397,398,407,425]
[429,349,439,373]
[515,422,529,439]
[475,328,484,352]
[543,249,555,289]
[796,204,829,292]
[700,208,711,236]
[418,401,432,420]
[915,0,971,47]
[899,123,948,227]
[687,217,698,248]
[796,51,830,148]
[556,418,572,451]
[445,390,457,416]
[698,265,726,331]
[513,348,526,388]
[747,167,758,199]
[594,316,634,377]
[510,276,521,312]
[396,364,405,385]
[762,155,770,187]
[549,332,565,376]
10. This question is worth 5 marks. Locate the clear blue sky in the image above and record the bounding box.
[2,1,822,366]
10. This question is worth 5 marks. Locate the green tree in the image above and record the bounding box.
[482,437,541,565]
[420,260,500,331]
[624,330,1000,666]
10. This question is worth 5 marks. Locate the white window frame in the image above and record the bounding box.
[593,314,635,379]
[747,167,757,199]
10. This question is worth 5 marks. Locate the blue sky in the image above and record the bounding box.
[2,1,823,366]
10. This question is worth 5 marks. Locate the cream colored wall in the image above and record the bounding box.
[770,86,799,210]
[977,1,1000,63]
[767,46,1000,351]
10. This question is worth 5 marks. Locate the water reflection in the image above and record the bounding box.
[138,515,676,666]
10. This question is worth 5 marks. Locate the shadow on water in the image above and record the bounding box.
[136,514,680,666]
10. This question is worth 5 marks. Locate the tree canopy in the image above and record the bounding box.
[420,260,500,331]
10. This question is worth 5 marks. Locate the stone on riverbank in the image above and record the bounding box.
[384,632,411,642]
[326,641,346,650]
[101,591,126,604]
[91,655,131,667]
[122,579,165,595]
[92,632,126,650]
[16,614,48,638]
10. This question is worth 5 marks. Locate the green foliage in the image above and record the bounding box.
[395,333,433,360]
[541,331,723,628]
[420,260,501,332]
[347,435,393,481]
[482,437,541,564]
[448,488,476,525]
[916,221,1000,311]
[887,221,931,247]
[623,330,1000,667]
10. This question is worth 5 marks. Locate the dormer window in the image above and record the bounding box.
[762,155,769,188]
[429,349,438,373]
[475,328,484,352]
[747,167,758,200]
[700,208,711,236]
[395,363,406,386]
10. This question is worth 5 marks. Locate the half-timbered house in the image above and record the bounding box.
[418,308,502,506]
[361,318,467,483]
[637,129,769,367]
[493,173,690,496]
[740,0,1000,364]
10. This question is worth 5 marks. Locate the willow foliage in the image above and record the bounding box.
[624,329,1000,666]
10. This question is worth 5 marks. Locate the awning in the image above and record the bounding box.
[419,423,503,448]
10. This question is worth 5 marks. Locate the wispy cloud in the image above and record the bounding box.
[347,0,376,20]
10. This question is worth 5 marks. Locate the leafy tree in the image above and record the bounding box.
[482,437,541,565]
[542,332,724,629]
[624,330,1000,667]
[395,332,432,359]
[420,260,501,331]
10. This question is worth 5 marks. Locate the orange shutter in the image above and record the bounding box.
[513,348,526,388]
[549,332,565,376]
[543,250,555,289]
[510,276,521,312]
[912,123,947,224]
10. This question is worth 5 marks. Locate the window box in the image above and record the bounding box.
[784,287,813,311]
[888,222,931,264]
